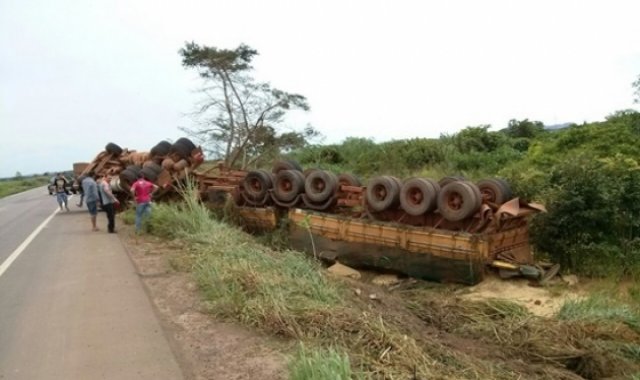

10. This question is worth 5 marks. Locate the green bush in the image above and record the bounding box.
[531,155,640,276]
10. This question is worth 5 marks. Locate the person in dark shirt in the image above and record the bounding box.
[54,173,70,212]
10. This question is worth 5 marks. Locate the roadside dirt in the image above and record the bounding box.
[119,228,288,380]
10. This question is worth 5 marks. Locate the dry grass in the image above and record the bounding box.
[136,189,640,379]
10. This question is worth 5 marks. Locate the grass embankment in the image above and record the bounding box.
[0,176,49,198]
[124,193,640,379]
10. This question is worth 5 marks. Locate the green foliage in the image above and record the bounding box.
[557,293,640,332]
[453,125,506,152]
[288,344,357,380]
[531,155,640,276]
[502,119,545,139]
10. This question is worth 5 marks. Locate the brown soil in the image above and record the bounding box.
[459,276,582,317]
[119,229,288,380]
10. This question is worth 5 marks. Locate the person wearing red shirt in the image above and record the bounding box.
[130,172,159,233]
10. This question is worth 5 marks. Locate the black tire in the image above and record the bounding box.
[142,161,163,174]
[125,165,142,176]
[437,181,481,222]
[119,169,137,184]
[438,175,465,188]
[242,169,273,200]
[303,168,319,178]
[272,159,303,174]
[423,178,441,196]
[400,178,439,216]
[175,137,196,152]
[171,141,192,159]
[338,173,361,187]
[366,175,401,212]
[150,141,172,157]
[273,170,305,202]
[477,178,513,204]
[105,143,123,156]
[304,170,338,203]
[461,180,482,207]
[140,167,158,182]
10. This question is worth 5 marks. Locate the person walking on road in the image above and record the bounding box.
[130,172,158,233]
[53,173,70,212]
[98,174,119,234]
[81,172,100,231]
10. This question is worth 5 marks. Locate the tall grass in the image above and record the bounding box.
[288,344,357,380]
[557,293,640,332]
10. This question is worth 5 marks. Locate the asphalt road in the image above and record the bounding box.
[0,187,184,379]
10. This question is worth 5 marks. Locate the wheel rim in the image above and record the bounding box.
[311,178,325,193]
[249,178,263,193]
[407,187,423,205]
[373,184,387,201]
[446,191,464,211]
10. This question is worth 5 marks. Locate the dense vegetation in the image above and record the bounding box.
[288,111,640,277]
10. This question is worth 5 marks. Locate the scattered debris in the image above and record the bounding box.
[372,274,401,286]
[562,274,579,286]
[327,262,361,279]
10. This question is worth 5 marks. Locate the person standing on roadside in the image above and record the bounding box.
[98,174,119,234]
[130,172,158,233]
[81,172,100,231]
[54,173,70,212]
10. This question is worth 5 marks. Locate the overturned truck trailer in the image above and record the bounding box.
[207,164,551,285]
[74,142,550,285]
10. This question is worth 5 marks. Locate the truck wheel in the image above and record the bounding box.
[272,159,303,174]
[105,143,123,156]
[242,170,273,201]
[477,178,513,204]
[305,170,338,203]
[140,167,158,182]
[171,141,192,159]
[366,175,400,212]
[150,141,172,157]
[338,173,361,187]
[273,170,305,202]
[437,181,481,221]
[400,177,438,216]
[175,137,196,152]
[438,175,465,188]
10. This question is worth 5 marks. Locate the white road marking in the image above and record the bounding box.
[0,207,60,278]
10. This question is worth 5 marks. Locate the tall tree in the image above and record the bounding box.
[179,42,316,168]
[633,74,640,104]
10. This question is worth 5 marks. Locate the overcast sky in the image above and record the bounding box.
[1,0,639,178]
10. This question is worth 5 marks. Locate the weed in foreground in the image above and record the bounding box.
[288,343,357,380]
[557,293,640,332]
